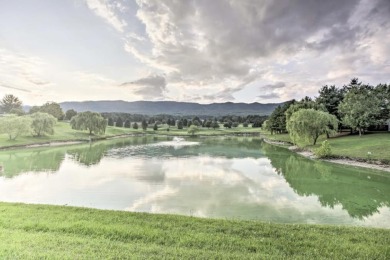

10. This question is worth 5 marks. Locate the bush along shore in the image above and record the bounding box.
[0,202,389,259]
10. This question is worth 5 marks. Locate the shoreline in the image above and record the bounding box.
[263,138,390,172]
[1,133,389,173]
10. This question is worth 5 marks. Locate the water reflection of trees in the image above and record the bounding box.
[0,137,176,177]
[262,142,390,219]
[67,143,108,166]
[0,149,65,178]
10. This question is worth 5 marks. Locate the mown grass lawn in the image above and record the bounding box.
[0,121,132,148]
[261,131,390,162]
[321,132,390,161]
[0,203,389,259]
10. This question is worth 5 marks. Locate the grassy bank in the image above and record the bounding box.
[261,131,390,162]
[0,121,260,149]
[0,121,133,148]
[0,203,389,259]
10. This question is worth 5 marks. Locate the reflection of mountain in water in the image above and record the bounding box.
[262,142,390,219]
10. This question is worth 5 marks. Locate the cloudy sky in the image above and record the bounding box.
[0,0,389,105]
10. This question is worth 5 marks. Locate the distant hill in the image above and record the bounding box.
[58,100,283,116]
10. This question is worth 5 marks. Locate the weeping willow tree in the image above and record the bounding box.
[0,114,32,140]
[287,109,338,146]
[70,111,107,135]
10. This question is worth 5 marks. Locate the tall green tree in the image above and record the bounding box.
[267,100,295,134]
[205,120,212,129]
[375,83,390,122]
[316,85,345,120]
[116,117,123,127]
[39,102,64,120]
[287,109,338,145]
[338,84,381,136]
[193,120,200,127]
[252,120,263,128]
[65,109,77,120]
[124,119,131,128]
[177,120,184,129]
[0,115,32,140]
[223,120,232,128]
[30,112,57,136]
[187,125,199,136]
[108,118,114,126]
[141,119,148,130]
[70,111,107,135]
[29,106,41,114]
[0,94,23,114]
[285,97,326,122]
[212,120,219,129]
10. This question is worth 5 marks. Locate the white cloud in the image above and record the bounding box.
[85,0,127,32]
[2,0,390,104]
[120,74,167,100]
[0,48,53,102]
[127,0,390,102]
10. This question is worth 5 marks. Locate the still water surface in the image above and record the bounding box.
[0,136,389,228]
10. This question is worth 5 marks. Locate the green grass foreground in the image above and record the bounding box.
[0,203,389,259]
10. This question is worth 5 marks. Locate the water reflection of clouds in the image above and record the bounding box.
[122,157,390,228]
[0,147,389,228]
[106,140,200,158]
[150,140,200,150]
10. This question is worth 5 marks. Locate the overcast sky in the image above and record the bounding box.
[0,0,389,105]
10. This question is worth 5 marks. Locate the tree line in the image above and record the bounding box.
[101,112,267,129]
[3,77,386,142]
[0,94,267,140]
[263,78,390,145]
[0,94,107,139]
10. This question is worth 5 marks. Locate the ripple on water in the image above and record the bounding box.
[105,140,200,159]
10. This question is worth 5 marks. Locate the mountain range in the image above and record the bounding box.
[58,100,283,116]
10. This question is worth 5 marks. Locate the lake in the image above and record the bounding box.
[0,136,389,228]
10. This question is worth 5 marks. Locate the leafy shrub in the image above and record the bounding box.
[315,140,332,158]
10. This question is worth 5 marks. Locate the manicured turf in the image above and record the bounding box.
[320,132,390,161]
[0,202,389,259]
[261,131,390,162]
[0,121,132,148]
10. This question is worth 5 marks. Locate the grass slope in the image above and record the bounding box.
[261,131,390,162]
[0,122,132,148]
[323,133,390,161]
[0,203,389,259]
